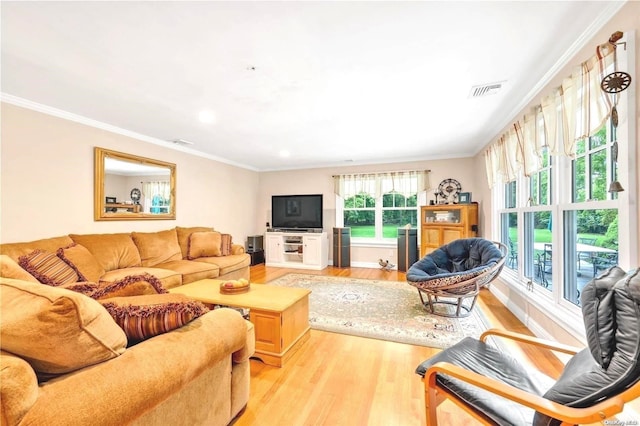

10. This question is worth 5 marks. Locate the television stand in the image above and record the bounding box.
[264,231,328,270]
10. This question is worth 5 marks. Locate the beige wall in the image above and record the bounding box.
[258,157,482,265]
[0,103,260,244]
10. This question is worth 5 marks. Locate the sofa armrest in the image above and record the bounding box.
[233,320,255,363]
[0,350,39,425]
[17,308,249,425]
[231,244,245,255]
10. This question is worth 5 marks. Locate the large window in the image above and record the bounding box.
[335,171,428,242]
[497,120,624,314]
[489,32,636,337]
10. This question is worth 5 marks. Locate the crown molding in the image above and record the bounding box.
[0,93,259,172]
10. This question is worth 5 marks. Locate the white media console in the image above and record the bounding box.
[264,231,328,270]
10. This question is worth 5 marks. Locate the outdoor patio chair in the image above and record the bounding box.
[406,238,507,318]
[415,266,640,426]
[593,252,619,276]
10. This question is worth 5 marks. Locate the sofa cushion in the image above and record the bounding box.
[101,267,182,289]
[0,278,127,378]
[0,254,39,282]
[195,254,251,276]
[154,260,219,284]
[57,243,106,282]
[69,233,142,271]
[220,234,233,256]
[188,231,222,259]
[18,250,79,286]
[0,235,74,261]
[131,229,183,267]
[175,226,214,259]
[99,294,209,344]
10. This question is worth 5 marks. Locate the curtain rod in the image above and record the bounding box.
[332,169,431,178]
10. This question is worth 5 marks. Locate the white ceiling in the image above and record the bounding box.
[0,1,624,171]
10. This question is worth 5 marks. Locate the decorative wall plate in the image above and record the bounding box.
[438,178,461,202]
[130,188,142,204]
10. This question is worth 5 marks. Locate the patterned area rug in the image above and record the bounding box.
[266,273,489,349]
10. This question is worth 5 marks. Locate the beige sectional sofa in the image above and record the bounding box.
[0,226,251,289]
[0,226,254,425]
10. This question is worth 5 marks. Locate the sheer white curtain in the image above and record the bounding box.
[484,36,617,188]
[333,170,431,198]
[141,181,170,213]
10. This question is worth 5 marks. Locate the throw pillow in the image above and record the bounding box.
[18,250,79,286]
[130,229,183,267]
[93,273,168,300]
[175,226,214,259]
[0,278,127,378]
[188,231,222,259]
[99,294,209,344]
[68,233,142,271]
[220,233,233,256]
[0,254,39,282]
[57,243,106,282]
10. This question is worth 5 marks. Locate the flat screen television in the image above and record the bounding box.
[271,194,323,231]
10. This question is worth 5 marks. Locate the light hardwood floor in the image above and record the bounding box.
[233,265,567,426]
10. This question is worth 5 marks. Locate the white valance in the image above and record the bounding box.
[485,34,618,187]
[333,170,431,198]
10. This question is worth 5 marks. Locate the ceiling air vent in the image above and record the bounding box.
[469,81,505,98]
[169,138,195,146]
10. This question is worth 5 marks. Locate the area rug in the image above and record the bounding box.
[266,273,490,349]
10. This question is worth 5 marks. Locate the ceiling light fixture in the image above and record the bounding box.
[279,150,290,158]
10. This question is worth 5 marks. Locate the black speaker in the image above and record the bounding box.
[397,228,418,272]
[333,227,351,268]
[246,235,264,252]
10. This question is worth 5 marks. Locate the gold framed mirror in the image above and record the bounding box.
[94,147,176,221]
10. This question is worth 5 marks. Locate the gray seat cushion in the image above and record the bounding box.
[416,337,555,426]
[407,238,503,284]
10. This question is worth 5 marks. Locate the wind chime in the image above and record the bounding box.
[598,31,632,193]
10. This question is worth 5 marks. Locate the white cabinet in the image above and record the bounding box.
[264,232,328,270]
[265,234,283,264]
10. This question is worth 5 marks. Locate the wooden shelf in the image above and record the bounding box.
[105,203,141,213]
[420,203,478,256]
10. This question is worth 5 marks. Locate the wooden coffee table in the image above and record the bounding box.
[169,279,310,367]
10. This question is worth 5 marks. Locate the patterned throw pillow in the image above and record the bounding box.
[18,250,79,286]
[220,234,233,256]
[187,231,222,259]
[99,294,209,344]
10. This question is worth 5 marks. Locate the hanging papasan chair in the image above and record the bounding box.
[407,238,507,318]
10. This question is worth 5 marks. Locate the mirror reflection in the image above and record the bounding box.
[94,147,176,221]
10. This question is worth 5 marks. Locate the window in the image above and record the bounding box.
[497,119,626,314]
[488,32,635,337]
[335,171,429,242]
[382,192,418,238]
[344,193,376,238]
[573,126,615,203]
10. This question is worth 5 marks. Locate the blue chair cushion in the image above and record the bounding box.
[407,238,503,286]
